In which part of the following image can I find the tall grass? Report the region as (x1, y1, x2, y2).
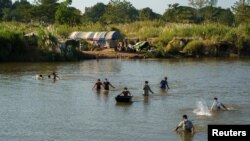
(1, 21, 250, 59)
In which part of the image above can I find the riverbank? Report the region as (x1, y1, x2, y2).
(1, 22, 250, 62)
(80, 48, 145, 59)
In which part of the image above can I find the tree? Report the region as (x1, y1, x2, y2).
(9, 0, 32, 22)
(232, 0, 250, 25)
(138, 7, 160, 21)
(103, 0, 138, 24)
(200, 6, 234, 25)
(83, 2, 106, 23)
(33, 0, 59, 23)
(208, 0, 218, 7)
(189, 0, 209, 9)
(162, 3, 196, 23)
(55, 0, 81, 25)
(0, 0, 12, 9)
(237, 0, 250, 4)
(0, 0, 12, 19)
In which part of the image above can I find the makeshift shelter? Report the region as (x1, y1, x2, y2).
(105, 31, 123, 48)
(68, 32, 80, 40)
(105, 31, 123, 40)
(68, 31, 123, 48)
(132, 41, 150, 51)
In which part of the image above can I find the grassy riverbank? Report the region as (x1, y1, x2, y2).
(1, 21, 250, 61)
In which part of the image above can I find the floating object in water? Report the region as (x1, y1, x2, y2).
(115, 95, 133, 103)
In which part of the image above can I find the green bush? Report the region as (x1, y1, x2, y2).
(182, 40, 204, 56)
(0, 30, 28, 61)
(146, 47, 166, 58)
(165, 40, 183, 54)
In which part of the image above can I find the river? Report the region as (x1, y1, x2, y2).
(0, 58, 250, 141)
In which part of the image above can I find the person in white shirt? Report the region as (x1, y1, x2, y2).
(174, 114, 195, 134)
(211, 97, 228, 111)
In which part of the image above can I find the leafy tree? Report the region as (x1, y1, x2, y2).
(237, 0, 250, 4)
(208, 0, 218, 7)
(0, 0, 12, 10)
(188, 0, 212, 23)
(138, 7, 160, 21)
(8, 0, 32, 22)
(103, 0, 138, 24)
(0, 0, 12, 19)
(232, 0, 250, 25)
(32, 0, 59, 23)
(66, 7, 82, 25)
(55, 0, 81, 25)
(1, 8, 12, 21)
(200, 6, 234, 25)
(162, 3, 196, 23)
(189, 0, 209, 9)
(83, 2, 106, 23)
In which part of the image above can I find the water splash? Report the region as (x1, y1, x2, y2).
(193, 100, 211, 116)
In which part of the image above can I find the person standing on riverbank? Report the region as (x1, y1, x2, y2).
(160, 77, 170, 90)
(143, 81, 154, 96)
(103, 78, 115, 90)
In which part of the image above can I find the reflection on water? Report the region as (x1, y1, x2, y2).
(176, 131, 194, 141)
(0, 58, 250, 141)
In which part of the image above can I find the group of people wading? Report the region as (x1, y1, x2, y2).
(92, 76, 228, 138)
(92, 78, 115, 91)
(36, 72, 60, 80)
(92, 77, 170, 96)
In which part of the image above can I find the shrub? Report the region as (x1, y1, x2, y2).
(0, 30, 28, 61)
(165, 40, 183, 54)
(146, 47, 166, 58)
(182, 40, 204, 56)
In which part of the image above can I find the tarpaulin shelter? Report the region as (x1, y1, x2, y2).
(68, 31, 123, 48)
(105, 31, 123, 40)
(93, 32, 106, 40)
(68, 32, 80, 40)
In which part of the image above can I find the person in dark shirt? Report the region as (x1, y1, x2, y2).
(143, 81, 154, 96)
(93, 79, 103, 90)
(119, 87, 132, 96)
(160, 77, 170, 89)
(103, 78, 115, 90)
(52, 72, 60, 80)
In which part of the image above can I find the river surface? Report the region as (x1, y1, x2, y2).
(0, 58, 250, 141)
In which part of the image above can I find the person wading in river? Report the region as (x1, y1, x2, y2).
(173, 114, 195, 135)
(211, 97, 228, 111)
(92, 79, 103, 91)
(143, 81, 154, 96)
(103, 78, 115, 90)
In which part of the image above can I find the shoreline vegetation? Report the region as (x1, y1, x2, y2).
(1, 21, 250, 62)
(0, 0, 250, 62)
